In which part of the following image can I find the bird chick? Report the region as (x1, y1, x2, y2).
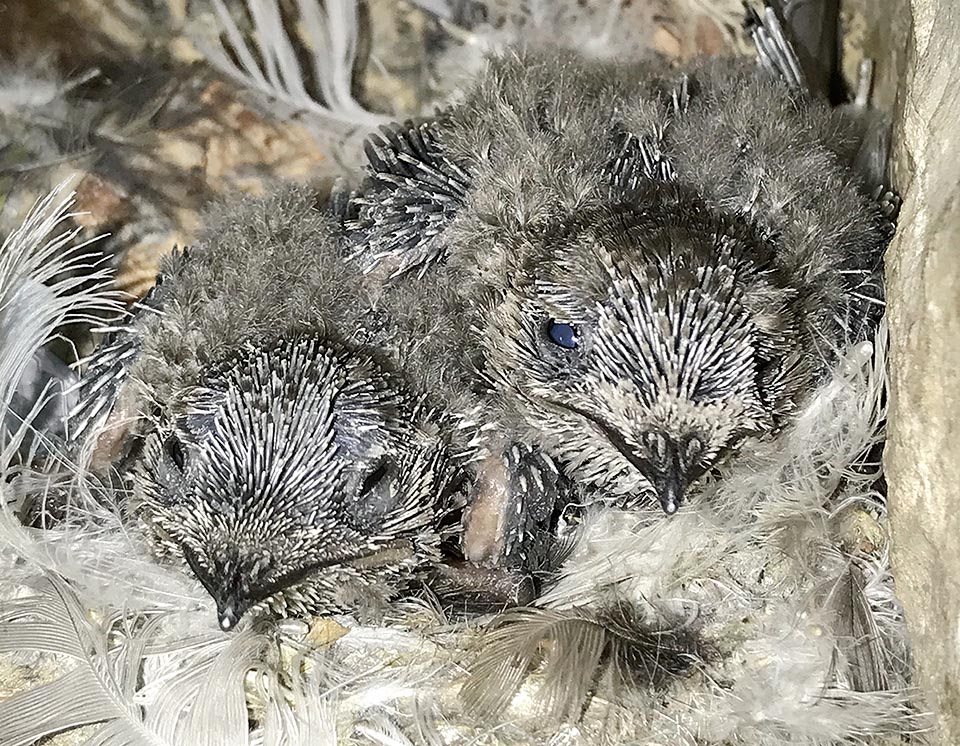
(139, 335, 451, 630)
(344, 4, 897, 517)
(70, 186, 460, 630)
(479, 186, 805, 514)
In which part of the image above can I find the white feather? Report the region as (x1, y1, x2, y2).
(458, 324, 925, 744)
(253, 665, 339, 746)
(191, 0, 386, 130)
(0, 183, 121, 429)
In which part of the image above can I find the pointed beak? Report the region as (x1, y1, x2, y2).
(652, 472, 685, 515)
(647, 437, 701, 516)
(218, 604, 239, 631)
(216, 590, 251, 631)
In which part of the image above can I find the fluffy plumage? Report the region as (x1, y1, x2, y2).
(0, 5, 920, 744)
(67, 186, 463, 630)
(0, 186, 920, 746)
(452, 326, 924, 744)
(476, 187, 810, 513)
(344, 8, 895, 529)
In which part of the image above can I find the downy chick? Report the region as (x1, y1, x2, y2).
(343, 2, 897, 517)
(69, 186, 462, 630)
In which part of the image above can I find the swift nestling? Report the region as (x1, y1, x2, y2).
(344, 4, 896, 517)
(69, 187, 460, 630)
(481, 186, 805, 514)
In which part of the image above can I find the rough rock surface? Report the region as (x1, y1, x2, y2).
(886, 1, 960, 742)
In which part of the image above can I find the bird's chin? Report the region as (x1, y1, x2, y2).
(217, 601, 248, 631)
(224, 542, 422, 624)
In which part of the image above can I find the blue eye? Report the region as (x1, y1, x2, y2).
(547, 320, 579, 349)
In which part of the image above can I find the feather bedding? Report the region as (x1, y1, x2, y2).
(0, 186, 922, 745)
(0, 1, 925, 744)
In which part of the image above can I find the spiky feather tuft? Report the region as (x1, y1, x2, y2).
(191, 0, 385, 130)
(347, 120, 472, 279)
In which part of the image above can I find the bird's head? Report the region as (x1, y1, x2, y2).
(482, 196, 802, 513)
(137, 335, 452, 629)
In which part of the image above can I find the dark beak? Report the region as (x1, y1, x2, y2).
(651, 471, 685, 515)
(218, 603, 240, 631)
(182, 545, 253, 632)
(648, 437, 703, 516)
(651, 436, 715, 515)
(217, 591, 251, 631)
(531, 397, 706, 517)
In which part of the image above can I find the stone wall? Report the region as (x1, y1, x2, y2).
(886, 1, 960, 743)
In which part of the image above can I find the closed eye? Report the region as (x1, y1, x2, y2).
(358, 458, 393, 497)
(165, 435, 186, 471)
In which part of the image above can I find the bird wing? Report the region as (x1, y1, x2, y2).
(65, 273, 169, 469)
(344, 118, 472, 279)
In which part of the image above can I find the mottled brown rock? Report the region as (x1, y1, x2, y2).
(886, 1, 960, 742)
(694, 15, 728, 55)
(72, 173, 133, 230)
(114, 230, 186, 301)
(103, 73, 335, 298)
(0, 0, 176, 77)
